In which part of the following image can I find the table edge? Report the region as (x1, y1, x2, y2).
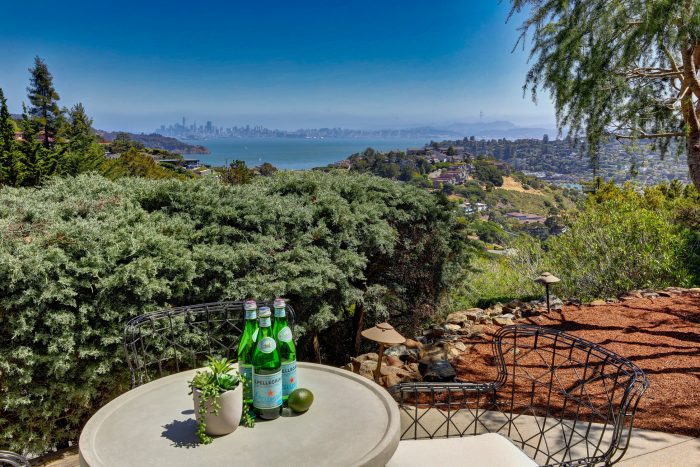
(79, 362, 400, 467)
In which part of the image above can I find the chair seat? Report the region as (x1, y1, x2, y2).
(386, 433, 538, 467)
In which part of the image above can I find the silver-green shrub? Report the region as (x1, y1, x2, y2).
(0, 171, 467, 453)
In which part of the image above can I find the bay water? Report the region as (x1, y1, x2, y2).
(180, 137, 431, 169)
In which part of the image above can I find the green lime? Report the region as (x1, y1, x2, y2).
(288, 388, 314, 413)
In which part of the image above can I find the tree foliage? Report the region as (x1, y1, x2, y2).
(26, 56, 61, 148)
(0, 171, 469, 453)
(509, 0, 700, 188)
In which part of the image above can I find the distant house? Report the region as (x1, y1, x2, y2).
(463, 202, 488, 215)
(505, 212, 546, 224)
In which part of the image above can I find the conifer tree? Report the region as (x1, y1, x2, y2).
(0, 88, 18, 184)
(27, 56, 61, 148)
(64, 103, 104, 173)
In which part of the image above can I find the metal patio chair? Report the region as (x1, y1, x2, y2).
(390, 325, 648, 466)
(123, 300, 295, 388)
(0, 451, 30, 467)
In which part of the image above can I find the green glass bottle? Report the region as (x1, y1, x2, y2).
(272, 298, 297, 401)
(252, 306, 282, 419)
(237, 300, 258, 405)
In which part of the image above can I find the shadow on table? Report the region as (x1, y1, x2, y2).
(161, 419, 199, 448)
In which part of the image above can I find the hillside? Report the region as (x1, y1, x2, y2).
(97, 131, 210, 154)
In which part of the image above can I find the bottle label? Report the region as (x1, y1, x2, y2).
(274, 307, 286, 318)
(259, 317, 271, 327)
(239, 364, 253, 400)
(257, 336, 276, 353)
(277, 326, 293, 343)
(282, 360, 298, 395)
(252, 328, 259, 342)
(253, 370, 283, 409)
(245, 310, 257, 320)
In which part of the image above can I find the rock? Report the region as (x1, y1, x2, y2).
(499, 313, 515, 320)
(641, 291, 659, 298)
(589, 299, 607, 306)
(384, 344, 406, 357)
(503, 300, 523, 311)
(446, 311, 469, 325)
(487, 303, 504, 316)
(420, 346, 448, 363)
(445, 323, 462, 332)
(690, 288, 700, 293)
(405, 338, 424, 349)
(627, 290, 644, 298)
(384, 355, 404, 367)
(421, 360, 456, 382)
(381, 365, 417, 387)
(423, 327, 446, 339)
(467, 325, 487, 338)
(341, 363, 354, 372)
(358, 360, 377, 380)
(549, 297, 564, 310)
(355, 352, 378, 362)
(493, 316, 514, 326)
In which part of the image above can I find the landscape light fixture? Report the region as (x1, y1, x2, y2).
(361, 322, 406, 384)
(535, 272, 561, 313)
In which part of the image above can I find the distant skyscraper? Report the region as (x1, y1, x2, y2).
(206, 121, 213, 133)
(182, 116, 186, 128)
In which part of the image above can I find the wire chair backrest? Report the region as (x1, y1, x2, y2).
(391, 325, 648, 466)
(123, 300, 295, 388)
(0, 451, 30, 467)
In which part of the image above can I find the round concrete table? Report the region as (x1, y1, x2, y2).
(79, 362, 400, 467)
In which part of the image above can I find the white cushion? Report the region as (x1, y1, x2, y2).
(387, 433, 538, 467)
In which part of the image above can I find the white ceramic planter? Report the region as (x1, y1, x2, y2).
(192, 384, 243, 436)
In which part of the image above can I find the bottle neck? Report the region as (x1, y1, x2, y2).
(259, 316, 272, 329)
(274, 306, 286, 318)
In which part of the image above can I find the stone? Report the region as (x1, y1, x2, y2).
(467, 325, 487, 338)
(641, 291, 659, 298)
(358, 360, 377, 380)
(499, 313, 515, 320)
(381, 365, 417, 387)
(446, 311, 469, 325)
(404, 338, 424, 349)
(487, 303, 504, 316)
(549, 297, 564, 310)
(445, 323, 462, 332)
(690, 288, 700, 293)
(423, 327, 446, 338)
(355, 352, 378, 362)
(384, 345, 408, 359)
(421, 360, 456, 382)
(384, 355, 404, 367)
(493, 316, 514, 326)
(420, 346, 448, 363)
(589, 299, 607, 306)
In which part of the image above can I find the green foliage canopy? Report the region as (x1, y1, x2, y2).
(0, 171, 468, 453)
(509, 0, 700, 188)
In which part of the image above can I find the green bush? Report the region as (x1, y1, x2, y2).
(0, 171, 468, 453)
(546, 193, 698, 299)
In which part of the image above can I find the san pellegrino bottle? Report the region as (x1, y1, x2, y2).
(252, 306, 282, 419)
(272, 298, 297, 401)
(237, 300, 258, 404)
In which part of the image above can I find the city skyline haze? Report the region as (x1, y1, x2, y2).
(0, 0, 555, 133)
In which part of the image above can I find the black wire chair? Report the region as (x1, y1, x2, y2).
(390, 325, 648, 466)
(0, 451, 29, 467)
(123, 300, 295, 388)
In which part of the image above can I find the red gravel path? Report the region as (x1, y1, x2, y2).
(452, 292, 700, 437)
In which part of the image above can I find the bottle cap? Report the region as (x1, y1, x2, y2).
(244, 300, 257, 311)
(273, 298, 286, 308)
(258, 307, 271, 317)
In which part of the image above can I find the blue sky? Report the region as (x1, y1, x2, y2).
(0, 0, 554, 132)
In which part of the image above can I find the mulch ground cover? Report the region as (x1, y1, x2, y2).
(452, 292, 700, 437)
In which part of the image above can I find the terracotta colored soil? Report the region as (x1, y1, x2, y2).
(452, 292, 700, 437)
